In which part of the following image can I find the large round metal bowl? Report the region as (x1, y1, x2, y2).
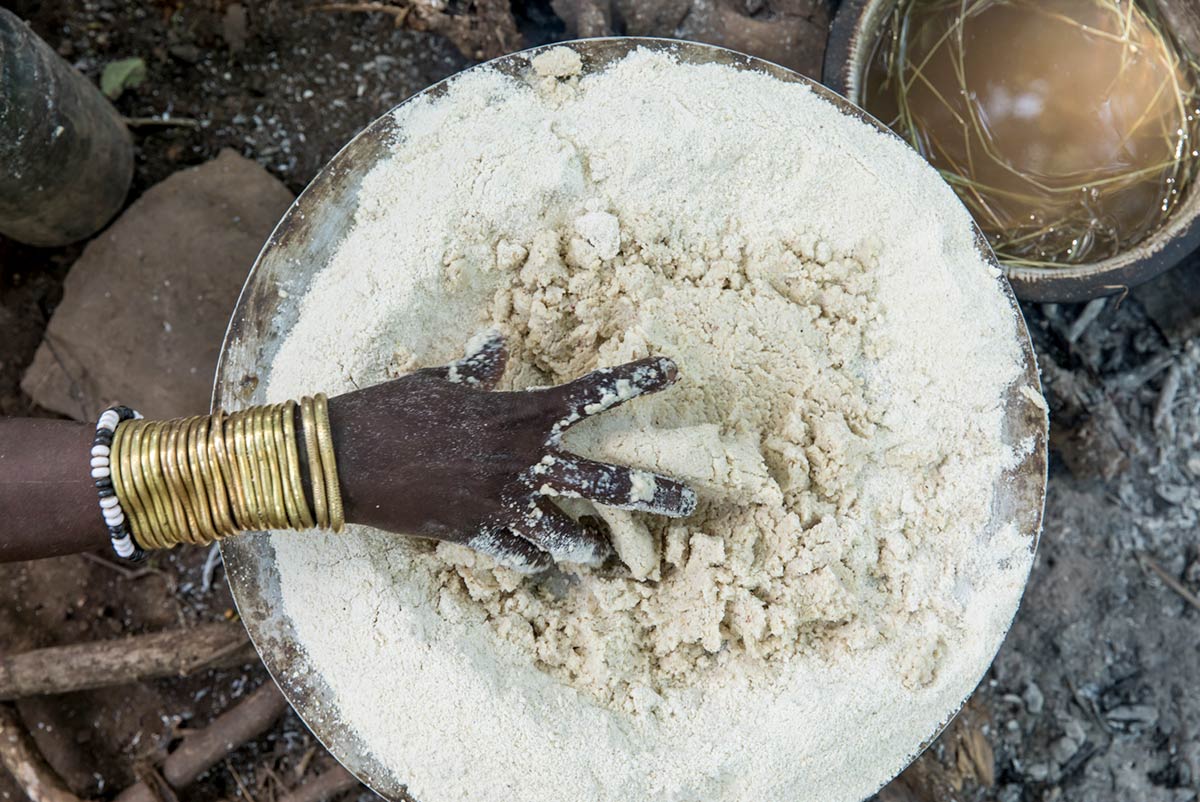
(822, 0, 1200, 303)
(214, 37, 1049, 802)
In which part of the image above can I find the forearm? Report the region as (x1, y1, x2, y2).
(0, 418, 109, 561)
(0, 397, 345, 564)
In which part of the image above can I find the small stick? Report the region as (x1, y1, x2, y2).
(161, 682, 289, 789)
(277, 765, 359, 802)
(1152, 364, 1181, 433)
(0, 623, 255, 701)
(115, 682, 289, 802)
(202, 543, 224, 593)
(0, 704, 84, 802)
(1113, 352, 1175, 392)
(80, 551, 171, 584)
(226, 759, 257, 802)
(1141, 554, 1200, 612)
(293, 746, 317, 782)
(262, 766, 285, 802)
(123, 116, 202, 129)
(1067, 297, 1108, 344)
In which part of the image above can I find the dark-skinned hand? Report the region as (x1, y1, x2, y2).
(327, 333, 697, 573)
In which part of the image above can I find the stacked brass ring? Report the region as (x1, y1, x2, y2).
(110, 394, 344, 549)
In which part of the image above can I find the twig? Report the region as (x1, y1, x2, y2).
(1140, 554, 1200, 612)
(202, 544, 224, 594)
(1063, 673, 1111, 735)
(0, 623, 255, 701)
(123, 116, 202, 129)
(115, 682, 289, 802)
(131, 766, 178, 802)
(160, 682, 289, 789)
(1152, 363, 1182, 432)
(226, 759, 258, 802)
(1067, 297, 1108, 344)
(0, 704, 85, 802)
(277, 765, 358, 802)
(1112, 351, 1175, 392)
(262, 766, 285, 802)
(80, 552, 172, 585)
(293, 747, 317, 782)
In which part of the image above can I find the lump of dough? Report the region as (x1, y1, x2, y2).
(571, 423, 781, 506)
(593, 506, 658, 581)
(568, 424, 782, 580)
(573, 211, 621, 260)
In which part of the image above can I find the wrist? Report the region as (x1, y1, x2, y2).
(105, 397, 346, 554)
(325, 392, 365, 528)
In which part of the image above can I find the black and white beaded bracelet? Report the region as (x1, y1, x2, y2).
(92, 405, 145, 561)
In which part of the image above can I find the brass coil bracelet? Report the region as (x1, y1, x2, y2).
(110, 394, 344, 550)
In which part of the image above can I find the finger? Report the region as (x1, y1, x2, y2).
(446, 331, 508, 389)
(525, 453, 697, 518)
(465, 526, 552, 574)
(504, 497, 611, 566)
(547, 357, 678, 439)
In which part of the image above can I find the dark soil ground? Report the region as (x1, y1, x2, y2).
(1, 2, 1197, 802)
(1, 3, 464, 801)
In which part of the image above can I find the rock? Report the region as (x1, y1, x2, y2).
(997, 785, 1022, 802)
(222, 3, 248, 53)
(1062, 717, 1086, 744)
(551, 0, 829, 76)
(167, 43, 202, 64)
(671, 0, 830, 76)
(1051, 735, 1080, 766)
(1132, 254, 1200, 346)
(22, 149, 293, 420)
(1023, 681, 1045, 715)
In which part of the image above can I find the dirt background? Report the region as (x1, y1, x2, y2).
(0, 1, 1197, 802)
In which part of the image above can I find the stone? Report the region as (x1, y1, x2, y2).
(222, 3, 248, 54)
(167, 43, 202, 64)
(22, 149, 293, 420)
(997, 786, 1022, 802)
(551, 0, 829, 76)
(1062, 717, 1086, 744)
(1023, 681, 1045, 715)
(1051, 735, 1080, 766)
(1132, 255, 1200, 346)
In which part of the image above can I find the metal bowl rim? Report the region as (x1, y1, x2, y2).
(215, 35, 1049, 802)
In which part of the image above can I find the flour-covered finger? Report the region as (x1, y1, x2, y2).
(466, 526, 552, 574)
(446, 330, 508, 389)
(547, 357, 679, 439)
(505, 498, 611, 566)
(527, 453, 697, 517)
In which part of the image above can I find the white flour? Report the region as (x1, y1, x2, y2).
(265, 46, 1041, 802)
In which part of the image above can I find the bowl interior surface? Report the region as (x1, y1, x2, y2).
(823, 0, 1200, 302)
(215, 36, 1048, 801)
